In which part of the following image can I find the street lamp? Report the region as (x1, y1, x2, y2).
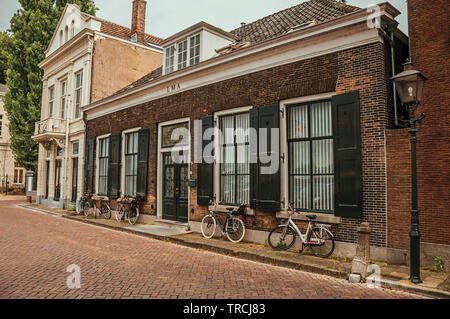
(391, 60, 427, 284)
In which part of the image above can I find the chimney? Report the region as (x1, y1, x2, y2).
(131, 0, 147, 43)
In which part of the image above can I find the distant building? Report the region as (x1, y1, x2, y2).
(0, 84, 27, 191)
(32, 1, 163, 207)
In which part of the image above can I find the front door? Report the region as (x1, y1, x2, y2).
(54, 159, 61, 201)
(71, 158, 78, 202)
(162, 152, 189, 222)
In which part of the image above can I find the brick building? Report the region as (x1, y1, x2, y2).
(385, 0, 450, 268)
(79, 0, 419, 262)
(33, 1, 163, 208)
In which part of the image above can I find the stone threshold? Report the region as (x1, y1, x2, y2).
(19, 203, 450, 299)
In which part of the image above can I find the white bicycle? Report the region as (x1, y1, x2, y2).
(268, 202, 335, 258)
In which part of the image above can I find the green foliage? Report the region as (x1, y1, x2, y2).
(434, 256, 445, 272)
(1, 0, 96, 170)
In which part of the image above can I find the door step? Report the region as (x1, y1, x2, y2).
(154, 219, 189, 232)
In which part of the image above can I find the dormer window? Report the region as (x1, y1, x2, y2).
(163, 33, 201, 75)
(177, 40, 188, 70)
(189, 34, 200, 66)
(165, 45, 176, 74)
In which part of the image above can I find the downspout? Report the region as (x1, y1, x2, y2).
(62, 94, 71, 208)
(380, 22, 399, 127)
(80, 34, 94, 198)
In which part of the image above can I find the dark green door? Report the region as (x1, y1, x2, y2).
(162, 152, 189, 222)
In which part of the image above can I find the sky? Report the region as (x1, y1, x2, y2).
(0, 0, 409, 37)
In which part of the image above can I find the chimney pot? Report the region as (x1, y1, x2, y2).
(241, 22, 246, 27)
(131, 0, 147, 43)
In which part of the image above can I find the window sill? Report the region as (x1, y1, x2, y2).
(276, 211, 341, 224)
(208, 204, 255, 216)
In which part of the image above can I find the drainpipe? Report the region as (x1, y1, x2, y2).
(79, 35, 94, 199)
(61, 94, 71, 209)
(380, 22, 400, 127)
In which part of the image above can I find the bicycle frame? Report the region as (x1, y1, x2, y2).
(282, 214, 313, 244)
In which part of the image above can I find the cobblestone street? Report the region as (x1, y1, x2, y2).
(0, 199, 420, 299)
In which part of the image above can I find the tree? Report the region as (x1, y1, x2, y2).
(0, 32, 8, 84)
(1, 0, 97, 170)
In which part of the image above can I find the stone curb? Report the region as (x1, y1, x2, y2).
(377, 278, 450, 299)
(19, 204, 449, 299)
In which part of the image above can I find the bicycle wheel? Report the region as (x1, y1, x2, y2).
(101, 203, 111, 220)
(268, 225, 297, 250)
(82, 201, 90, 217)
(226, 218, 246, 243)
(115, 205, 126, 222)
(307, 227, 335, 258)
(201, 215, 216, 239)
(128, 207, 139, 225)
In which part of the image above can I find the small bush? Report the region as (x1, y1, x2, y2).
(434, 256, 445, 272)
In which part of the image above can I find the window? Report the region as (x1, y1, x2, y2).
(64, 26, 68, 43)
(189, 34, 200, 66)
(60, 79, 67, 119)
(164, 45, 175, 74)
(98, 138, 109, 196)
(48, 86, 54, 117)
(288, 100, 333, 213)
(124, 132, 139, 196)
(74, 71, 83, 119)
(0, 115, 3, 137)
(59, 30, 63, 46)
(70, 20, 75, 38)
(72, 141, 79, 155)
(219, 113, 250, 205)
(161, 122, 189, 148)
(14, 163, 24, 185)
(177, 40, 188, 70)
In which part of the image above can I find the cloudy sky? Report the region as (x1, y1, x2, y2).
(0, 0, 408, 37)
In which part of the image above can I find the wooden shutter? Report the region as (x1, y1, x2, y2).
(197, 116, 214, 206)
(85, 139, 95, 194)
(136, 128, 150, 198)
(250, 104, 281, 212)
(332, 91, 362, 218)
(108, 134, 121, 199)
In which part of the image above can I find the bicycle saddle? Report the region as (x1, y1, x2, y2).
(226, 207, 235, 212)
(306, 215, 317, 220)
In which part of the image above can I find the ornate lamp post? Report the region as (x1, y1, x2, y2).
(391, 60, 427, 284)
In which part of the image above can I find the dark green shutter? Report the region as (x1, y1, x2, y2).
(108, 134, 121, 198)
(197, 116, 214, 206)
(249, 109, 259, 210)
(85, 139, 95, 194)
(136, 128, 150, 198)
(250, 104, 281, 212)
(332, 91, 362, 218)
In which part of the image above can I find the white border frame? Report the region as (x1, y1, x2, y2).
(156, 117, 191, 221)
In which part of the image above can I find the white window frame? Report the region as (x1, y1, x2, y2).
(279, 92, 335, 212)
(213, 106, 252, 207)
(60, 78, 68, 119)
(13, 166, 25, 185)
(164, 45, 176, 75)
(74, 71, 83, 119)
(95, 133, 111, 196)
(121, 128, 141, 197)
(156, 118, 190, 219)
(189, 33, 201, 66)
(177, 39, 188, 70)
(48, 86, 55, 118)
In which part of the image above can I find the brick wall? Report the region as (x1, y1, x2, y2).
(87, 41, 392, 246)
(387, 0, 450, 247)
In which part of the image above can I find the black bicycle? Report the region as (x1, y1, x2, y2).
(77, 193, 111, 219)
(201, 201, 247, 243)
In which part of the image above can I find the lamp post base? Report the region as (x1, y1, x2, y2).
(410, 275, 422, 284)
